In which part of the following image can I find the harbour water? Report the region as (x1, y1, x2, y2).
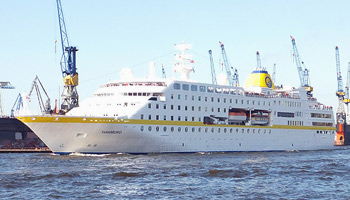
(1, 149, 350, 199)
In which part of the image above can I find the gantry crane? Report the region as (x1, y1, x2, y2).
(56, 0, 79, 113)
(232, 68, 239, 87)
(219, 41, 234, 86)
(290, 36, 313, 96)
(208, 50, 217, 85)
(0, 82, 15, 116)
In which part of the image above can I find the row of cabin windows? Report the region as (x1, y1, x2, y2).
(311, 113, 332, 119)
(140, 114, 202, 122)
(148, 103, 227, 113)
(288, 121, 304, 126)
(140, 125, 273, 134)
(173, 83, 242, 95)
(312, 122, 334, 127)
(169, 94, 301, 108)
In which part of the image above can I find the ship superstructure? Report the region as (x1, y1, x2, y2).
(18, 43, 335, 154)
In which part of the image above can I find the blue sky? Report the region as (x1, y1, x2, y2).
(1, 0, 350, 114)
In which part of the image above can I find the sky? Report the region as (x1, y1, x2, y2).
(1, 0, 350, 115)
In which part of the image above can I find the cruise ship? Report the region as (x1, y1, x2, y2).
(17, 43, 336, 154)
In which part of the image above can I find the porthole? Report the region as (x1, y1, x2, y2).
(185, 127, 188, 132)
(247, 129, 250, 133)
(198, 127, 202, 132)
(264, 129, 266, 134)
(171, 127, 174, 132)
(253, 129, 255, 133)
(141, 126, 144, 131)
(218, 128, 221, 133)
(205, 127, 208, 132)
(192, 127, 195, 132)
(242, 129, 244, 133)
(156, 126, 160, 132)
(230, 128, 233, 133)
(258, 129, 261, 134)
(163, 126, 167, 132)
(178, 127, 182, 132)
(269, 129, 272, 134)
(236, 128, 239, 133)
(211, 128, 215, 133)
(148, 126, 152, 131)
(224, 128, 227, 133)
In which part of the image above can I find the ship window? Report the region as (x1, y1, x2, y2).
(156, 115, 159, 120)
(185, 127, 188, 132)
(163, 127, 167, 132)
(198, 96, 201, 101)
(156, 126, 160, 132)
(192, 117, 195, 121)
(236, 128, 239, 133)
(148, 103, 151, 108)
(252, 100, 255, 105)
(224, 128, 227, 133)
(242, 129, 244, 133)
(178, 105, 181, 110)
(211, 128, 214, 133)
(163, 115, 166, 120)
(174, 83, 181, 90)
(191, 85, 198, 91)
(185, 95, 188, 100)
(224, 98, 226, 103)
(148, 115, 152, 120)
(230, 128, 233, 133)
(138, 93, 142, 96)
(277, 112, 295, 118)
(223, 88, 229, 94)
(182, 84, 189, 91)
(185, 116, 188, 121)
(148, 126, 152, 131)
(236, 99, 238, 104)
(141, 114, 144, 119)
(192, 106, 195, 111)
(218, 108, 220, 112)
(171, 105, 174, 110)
(207, 87, 214, 93)
(253, 129, 255, 133)
(199, 86, 206, 92)
(269, 129, 271, 134)
(156, 104, 159, 109)
(198, 117, 201, 121)
(247, 100, 250, 104)
(205, 127, 208, 132)
(218, 128, 221, 133)
(171, 116, 174, 121)
(218, 98, 220, 103)
(241, 100, 244, 104)
(178, 116, 181, 121)
(192, 95, 195, 100)
(211, 97, 214, 102)
(205, 97, 208, 102)
(171, 94, 174, 99)
(224, 108, 227, 113)
(164, 104, 167, 109)
(178, 94, 181, 99)
(230, 99, 232, 103)
(141, 126, 144, 131)
(133, 93, 137, 96)
(185, 106, 188, 111)
(198, 107, 201, 111)
(211, 107, 214, 112)
(247, 129, 250, 133)
(171, 127, 174, 132)
(215, 88, 222, 93)
(198, 127, 201, 132)
(178, 127, 181, 132)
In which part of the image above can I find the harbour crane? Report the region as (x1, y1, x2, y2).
(0, 82, 15, 116)
(344, 62, 350, 104)
(208, 50, 217, 85)
(56, 0, 79, 113)
(256, 51, 262, 69)
(290, 36, 313, 96)
(162, 65, 166, 79)
(219, 41, 234, 86)
(232, 68, 239, 87)
(28, 76, 51, 114)
(335, 46, 345, 98)
(272, 63, 276, 83)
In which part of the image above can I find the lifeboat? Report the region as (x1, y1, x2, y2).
(228, 111, 247, 122)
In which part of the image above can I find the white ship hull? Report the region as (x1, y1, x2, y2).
(19, 116, 336, 154)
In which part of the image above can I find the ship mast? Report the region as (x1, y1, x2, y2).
(173, 42, 194, 80)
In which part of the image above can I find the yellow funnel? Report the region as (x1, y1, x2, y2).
(244, 69, 275, 90)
